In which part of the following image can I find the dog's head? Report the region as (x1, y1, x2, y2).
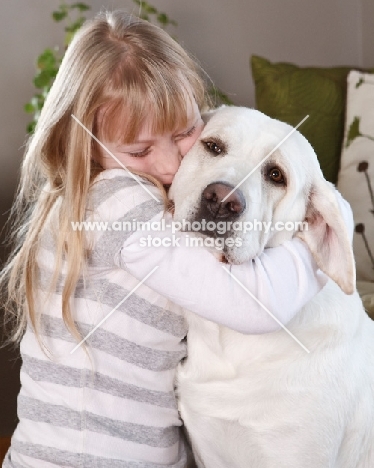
(169, 106, 355, 294)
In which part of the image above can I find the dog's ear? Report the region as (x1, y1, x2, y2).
(296, 180, 355, 294)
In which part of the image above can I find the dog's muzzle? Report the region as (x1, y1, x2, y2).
(196, 181, 246, 232)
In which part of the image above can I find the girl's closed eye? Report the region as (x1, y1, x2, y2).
(182, 125, 196, 137)
(175, 125, 197, 140)
(128, 147, 151, 158)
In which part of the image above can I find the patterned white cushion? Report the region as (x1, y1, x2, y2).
(337, 71, 374, 282)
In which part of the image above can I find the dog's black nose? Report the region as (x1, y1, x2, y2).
(201, 182, 246, 219)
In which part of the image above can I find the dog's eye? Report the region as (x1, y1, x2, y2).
(204, 141, 222, 155)
(268, 167, 285, 185)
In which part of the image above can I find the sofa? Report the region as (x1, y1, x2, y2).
(251, 55, 374, 320)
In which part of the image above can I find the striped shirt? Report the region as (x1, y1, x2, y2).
(4, 170, 191, 467)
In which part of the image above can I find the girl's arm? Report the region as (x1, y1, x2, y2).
(116, 188, 353, 335)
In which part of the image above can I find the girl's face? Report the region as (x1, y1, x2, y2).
(97, 97, 204, 186)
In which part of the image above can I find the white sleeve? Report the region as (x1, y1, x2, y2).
(116, 210, 328, 335)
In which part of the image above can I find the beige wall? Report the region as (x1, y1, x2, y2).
(362, 0, 374, 67)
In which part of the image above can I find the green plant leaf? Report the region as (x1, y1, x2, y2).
(37, 49, 57, 69)
(33, 70, 54, 88)
(64, 31, 75, 47)
(65, 17, 85, 33)
(24, 102, 35, 113)
(134, 0, 154, 18)
(155, 13, 177, 27)
(156, 13, 169, 25)
(52, 10, 68, 22)
(71, 2, 90, 11)
(143, 3, 157, 14)
(27, 121, 36, 134)
(346, 116, 362, 147)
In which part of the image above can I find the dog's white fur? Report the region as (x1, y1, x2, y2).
(169, 107, 374, 468)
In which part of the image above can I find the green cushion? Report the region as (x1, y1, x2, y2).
(250, 55, 370, 184)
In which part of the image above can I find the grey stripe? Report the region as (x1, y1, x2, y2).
(21, 354, 177, 409)
(39, 175, 139, 253)
(18, 396, 179, 448)
(88, 175, 141, 209)
(40, 174, 163, 262)
(18, 395, 81, 430)
(90, 197, 164, 267)
(38, 315, 186, 372)
(37, 268, 188, 338)
(40, 197, 162, 258)
(9, 439, 187, 467)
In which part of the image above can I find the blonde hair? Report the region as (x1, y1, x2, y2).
(1, 10, 209, 350)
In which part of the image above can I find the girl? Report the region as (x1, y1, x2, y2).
(1, 10, 353, 468)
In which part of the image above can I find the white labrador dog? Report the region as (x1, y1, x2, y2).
(168, 106, 374, 468)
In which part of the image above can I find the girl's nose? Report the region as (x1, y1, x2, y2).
(157, 142, 182, 176)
